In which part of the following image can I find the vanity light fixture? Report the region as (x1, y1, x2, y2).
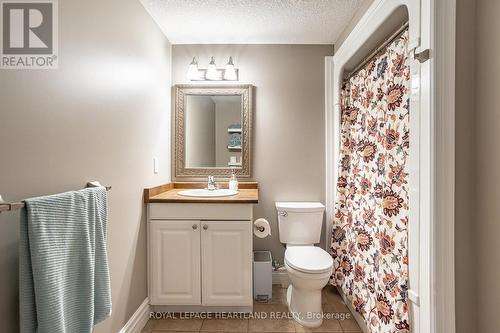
(186, 57, 199, 81)
(206, 57, 218, 80)
(224, 57, 237, 81)
(186, 56, 239, 81)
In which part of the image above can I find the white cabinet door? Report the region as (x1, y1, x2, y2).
(201, 221, 252, 306)
(150, 220, 201, 305)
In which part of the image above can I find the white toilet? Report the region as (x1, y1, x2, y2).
(276, 202, 333, 328)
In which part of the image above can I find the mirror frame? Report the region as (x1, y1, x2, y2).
(173, 84, 254, 180)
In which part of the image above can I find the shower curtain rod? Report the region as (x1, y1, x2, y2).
(343, 21, 409, 83)
(0, 181, 112, 213)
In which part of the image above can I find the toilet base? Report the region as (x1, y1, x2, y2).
(286, 284, 323, 328)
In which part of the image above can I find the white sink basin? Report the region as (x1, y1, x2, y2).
(177, 188, 239, 198)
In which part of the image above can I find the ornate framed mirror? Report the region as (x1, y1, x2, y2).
(173, 84, 254, 180)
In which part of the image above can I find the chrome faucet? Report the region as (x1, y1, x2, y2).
(207, 176, 219, 191)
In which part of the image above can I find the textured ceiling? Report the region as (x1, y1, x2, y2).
(140, 0, 365, 44)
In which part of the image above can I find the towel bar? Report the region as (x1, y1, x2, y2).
(0, 181, 112, 213)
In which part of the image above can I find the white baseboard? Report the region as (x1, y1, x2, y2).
(150, 305, 253, 313)
(272, 270, 290, 287)
(119, 298, 150, 333)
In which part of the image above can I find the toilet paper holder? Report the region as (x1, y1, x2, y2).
(253, 218, 271, 238)
(254, 225, 265, 232)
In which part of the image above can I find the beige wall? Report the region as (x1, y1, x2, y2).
(455, 0, 477, 332)
(334, 0, 375, 50)
(475, 0, 500, 331)
(172, 45, 333, 261)
(0, 0, 171, 332)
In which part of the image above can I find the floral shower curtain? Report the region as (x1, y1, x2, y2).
(330, 29, 410, 333)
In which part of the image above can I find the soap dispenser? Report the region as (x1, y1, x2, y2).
(229, 168, 239, 191)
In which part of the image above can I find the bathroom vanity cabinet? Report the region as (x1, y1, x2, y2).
(146, 198, 256, 311)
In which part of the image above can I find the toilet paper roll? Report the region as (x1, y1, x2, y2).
(253, 218, 271, 238)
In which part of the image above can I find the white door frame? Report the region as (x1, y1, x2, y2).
(325, 1, 456, 332)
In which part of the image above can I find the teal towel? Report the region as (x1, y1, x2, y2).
(20, 187, 112, 333)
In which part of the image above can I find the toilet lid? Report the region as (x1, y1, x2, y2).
(284, 246, 333, 274)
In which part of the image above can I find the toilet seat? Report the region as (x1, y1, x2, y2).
(284, 246, 333, 274)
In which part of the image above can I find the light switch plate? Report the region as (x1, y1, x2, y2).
(153, 157, 159, 174)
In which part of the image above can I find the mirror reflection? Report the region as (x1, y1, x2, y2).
(185, 95, 242, 168)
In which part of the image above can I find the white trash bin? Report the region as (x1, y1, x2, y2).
(253, 250, 272, 302)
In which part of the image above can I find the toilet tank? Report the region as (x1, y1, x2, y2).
(275, 202, 325, 245)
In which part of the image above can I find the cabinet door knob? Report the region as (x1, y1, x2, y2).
(203, 224, 208, 230)
(192, 224, 198, 230)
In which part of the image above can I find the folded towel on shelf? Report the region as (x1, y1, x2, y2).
(20, 187, 111, 333)
(229, 133, 241, 147)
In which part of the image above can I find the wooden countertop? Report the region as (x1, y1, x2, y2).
(144, 182, 258, 204)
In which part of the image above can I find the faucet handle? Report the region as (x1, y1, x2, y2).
(207, 175, 217, 190)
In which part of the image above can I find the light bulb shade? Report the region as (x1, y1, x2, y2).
(187, 63, 199, 80)
(206, 57, 218, 80)
(187, 57, 199, 80)
(224, 57, 237, 80)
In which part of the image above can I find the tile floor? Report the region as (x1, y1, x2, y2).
(141, 285, 362, 333)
